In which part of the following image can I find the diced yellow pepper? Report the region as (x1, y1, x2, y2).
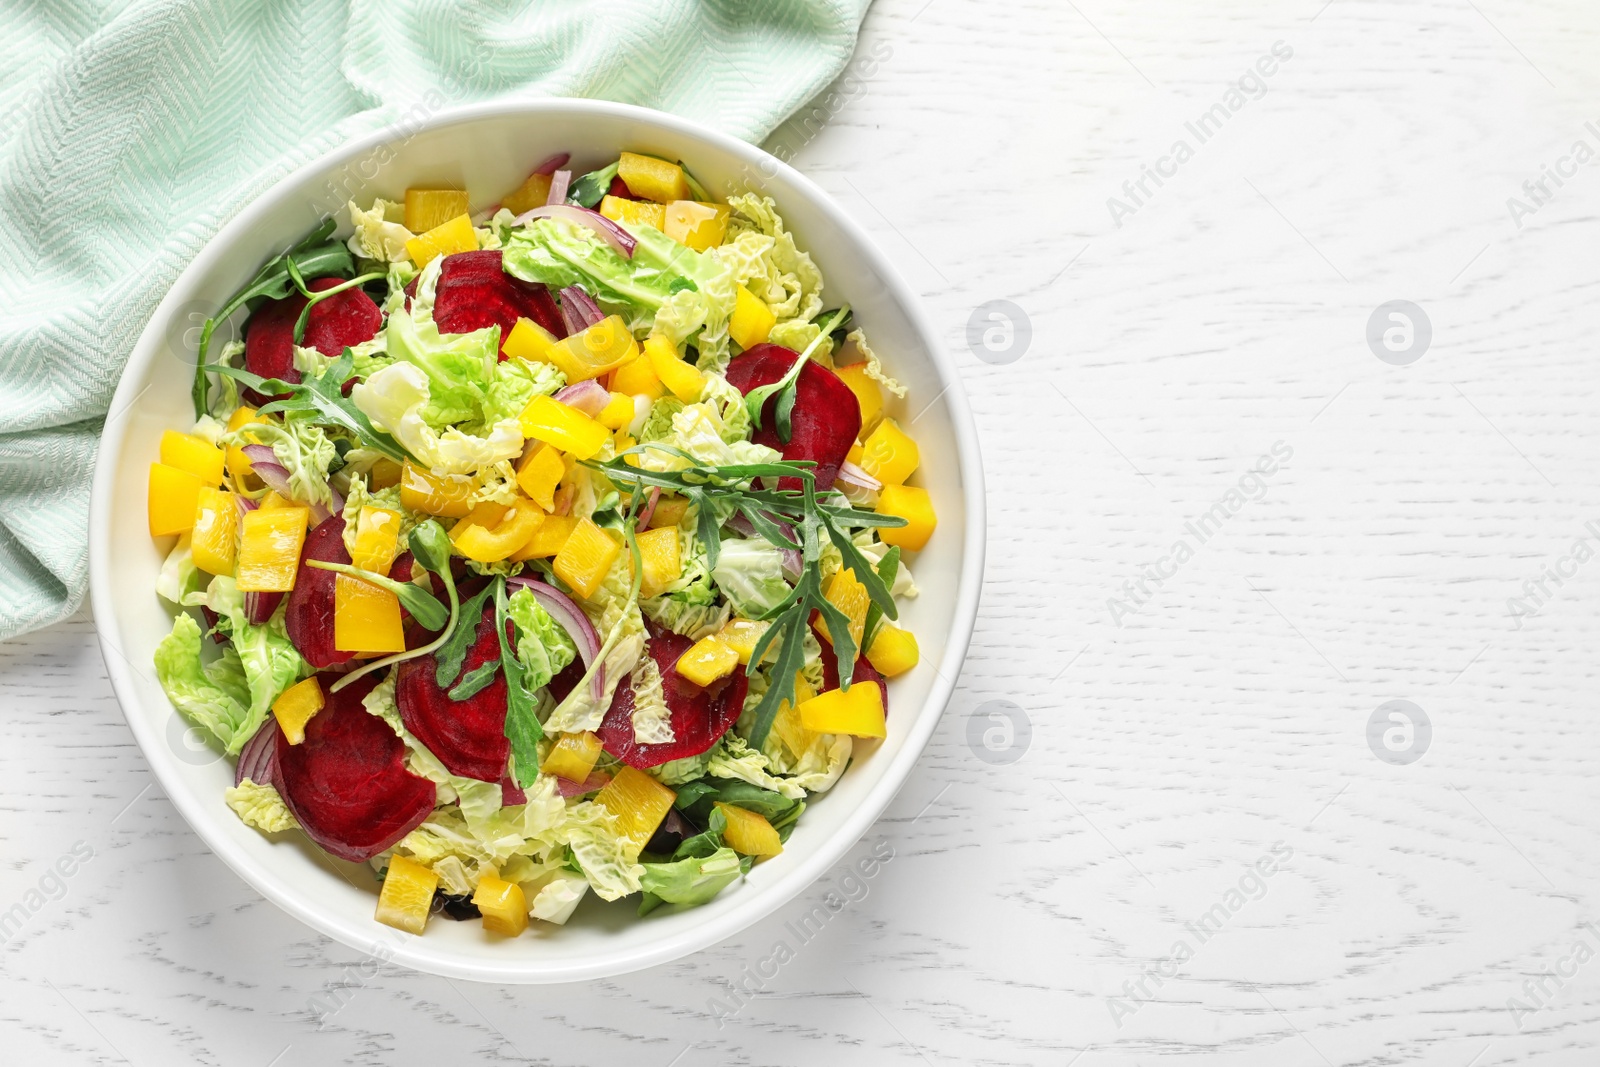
(609, 353, 666, 401)
(148, 463, 203, 537)
(224, 406, 265, 493)
(644, 334, 704, 402)
(335, 506, 406, 654)
(877, 484, 937, 552)
(729, 284, 776, 350)
(634, 526, 680, 599)
(511, 513, 578, 561)
(595, 766, 676, 858)
(191, 487, 237, 576)
(160, 430, 225, 487)
(404, 188, 469, 233)
(798, 681, 886, 738)
(715, 802, 783, 857)
(552, 517, 620, 599)
(450, 498, 545, 563)
(375, 854, 438, 936)
(866, 624, 919, 677)
(368, 458, 403, 490)
(598, 392, 635, 431)
(472, 871, 529, 937)
(272, 676, 325, 745)
(663, 200, 729, 251)
(540, 731, 603, 784)
(503, 317, 558, 364)
(236, 507, 309, 592)
(545, 315, 639, 383)
(519, 395, 611, 460)
(599, 195, 667, 230)
(814, 567, 869, 651)
(859, 418, 919, 486)
(847, 440, 864, 467)
(399, 462, 476, 518)
(716, 618, 770, 665)
(515, 443, 565, 510)
(617, 152, 691, 203)
(404, 213, 477, 269)
(648, 495, 689, 530)
(257, 491, 295, 510)
(501, 172, 553, 217)
(773, 675, 819, 758)
(675, 635, 739, 687)
(835, 364, 884, 434)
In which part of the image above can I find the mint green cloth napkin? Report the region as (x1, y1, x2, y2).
(0, 0, 870, 640)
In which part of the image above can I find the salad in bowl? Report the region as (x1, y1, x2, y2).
(145, 148, 936, 940)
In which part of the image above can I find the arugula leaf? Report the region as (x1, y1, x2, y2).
(448, 661, 499, 701)
(567, 161, 620, 208)
(495, 576, 545, 788)
(434, 584, 494, 690)
(211, 351, 410, 464)
(743, 305, 851, 442)
(861, 546, 900, 649)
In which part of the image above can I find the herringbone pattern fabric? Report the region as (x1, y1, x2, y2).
(0, 0, 869, 639)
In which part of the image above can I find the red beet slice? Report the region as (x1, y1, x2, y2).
(597, 627, 749, 768)
(395, 600, 510, 783)
(274, 672, 436, 863)
(285, 516, 355, 670)
(608, 174, 642, 201)
(724, 344, 862, 491)
(243, 277, 381, 404)
(821, 648, 889, 712)
(431, 250, 565, 358)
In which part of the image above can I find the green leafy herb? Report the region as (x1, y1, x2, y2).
(435, 584, 495, 690)
(861, 546, 900, 649)
(495, 576, 544, 788)
(191, 219, 354, 417)
(328, 521, 460, 694)
(744, 305, 851, 444)
(212, 350, 410, 464)
(448, 661, 499, 701)
(302, 560, 448, 630)
(567, 161, 620, 208)
(821, 306, 855, 345)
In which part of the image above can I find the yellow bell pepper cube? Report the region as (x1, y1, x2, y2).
(859, 418, 919, 486)
(148, 463, 203, 537)
(773, 674, 819, 758)
(609, 353, 666, 401)
(451, 498, 545, 563)
(634, 526, 680, 599)
(272, 676, 325, 745)
(598, 392, 635, 431)
(540, 731, 604, 784)
(715, 803, 783, 857)
(552, 517, 620, 599)
(399, 462, 476, 518)
(729, 284, 776, 350)
(366, 458, 402, 490)
(191, 487, 238, 576)
(716, 618, 770, 665)
(814, 567, 869, 651)
(644, 334, 704, 402)
(648, 495, 689, 530)
(515, 443, 565, 510)
(675, 635, 739, 687)
(866, 624, 919, 677)
(472, 871, 529, 937)
(404, 212, 477, 268)
(404, 188, 469, 233)
(834, 364, 884, 434)
(375, 854, 438, 936)
(511, 513, 578, 561)
(599, 194, 667, 231)
(519, 395, 611, 460)
(335, 507, 406, 654)
(595, 766, 676, 858)
(503, 317, 558, 364)
(545, 315, 639, 383)
(160, 430, 225, 487)
(224, 406, 265, 493)
(501, 171, 553, 217)
(257, 491, 295, 510)
(236, 506, 309, 592)
(798, 681, 886, 739)
(617, 152, 691, 203)
(663, 200, 730, 251)
(877, 484, 937, 552)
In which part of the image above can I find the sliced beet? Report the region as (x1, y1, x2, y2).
(597, 627, 749, 768)
(724, 344, 862, 491)
(395, 600, 510, 783)
(274, 672, 436, 863)
(285, 516, 355, 670)
(431, 250, 565, 358)
(243, 277, 381, 404)
(821, 647, 889, 713)
(608, 174, 642, 201)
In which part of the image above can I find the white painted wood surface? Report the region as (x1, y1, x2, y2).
(6, 0, 1600, 1062)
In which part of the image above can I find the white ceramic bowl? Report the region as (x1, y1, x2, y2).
(89, 99, 984, 983)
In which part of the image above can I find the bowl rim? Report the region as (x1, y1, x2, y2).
(88, 96, 985, 983)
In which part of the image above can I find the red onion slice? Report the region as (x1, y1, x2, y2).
(533, 152, 570, 176)
(504, 577, 604, 701)
(546, 169, 571, 207)
(512, 204, 636, 258)
(553, 379, 610, 418)
(835, 460, 882, 492)
(726, 512, 803, 580)
(241, 444, 337, 523)
(558, 285, 605, 335)
(235, 717, 282, 788)
(636, 486, 661, 530)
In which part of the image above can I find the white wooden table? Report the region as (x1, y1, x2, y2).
(7, 1, 1600, 1062)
